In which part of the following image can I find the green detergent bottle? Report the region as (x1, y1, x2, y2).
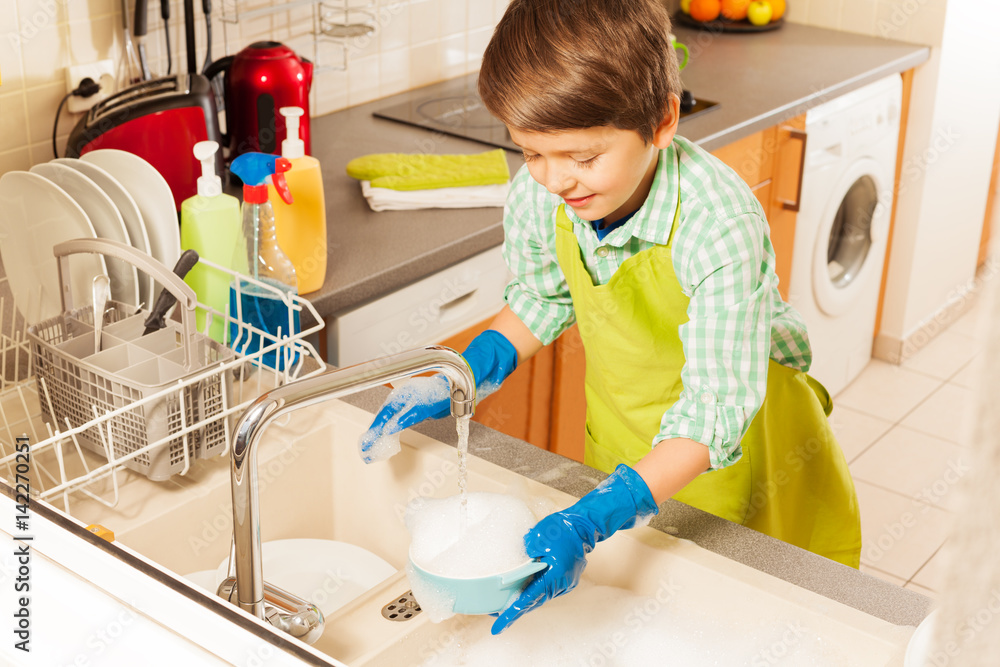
(180, 140, 242, 343)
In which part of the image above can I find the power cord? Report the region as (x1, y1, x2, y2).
(52, 77, 102, 159)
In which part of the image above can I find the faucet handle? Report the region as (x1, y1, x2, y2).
(217, 577, 325, 645)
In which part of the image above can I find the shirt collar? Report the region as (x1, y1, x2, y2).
(565, 142, 680, 248)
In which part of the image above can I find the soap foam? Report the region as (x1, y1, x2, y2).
(406, 492, 536, 577)
(358, 376, 450, 463)
(405, 492, 538, 621)
(413, 581, 862, 666)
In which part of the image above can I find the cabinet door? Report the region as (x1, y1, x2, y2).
(438, 314, 554, 450)
(769, 115, 808, 301)
(550, 325, 586, 462)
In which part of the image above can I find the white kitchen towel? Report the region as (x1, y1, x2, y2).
(360, 180, 509, 212)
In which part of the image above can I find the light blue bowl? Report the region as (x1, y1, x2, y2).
(409, 556, 548, 615)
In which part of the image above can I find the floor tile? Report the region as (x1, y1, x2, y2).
(855, 480, 952, 581)
(911, 545, 951, 591)
(829, 405, 893, 463)
(900, 383, 977, 447)
(947, 296, 991, 341)
(901, 329, 981, 381)
(859, 563, 905, 587)
(949, 358, 983, 390)
(835, 360, 942, 423)
(849, 426, 973, 512)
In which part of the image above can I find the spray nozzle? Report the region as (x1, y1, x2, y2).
(279, 107, 306, 160)
(193, 140, 222, 197)
(230, 152, 294, 205)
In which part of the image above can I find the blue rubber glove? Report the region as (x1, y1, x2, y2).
(358, 329, 518, 463)
(491, 464, 658, 635)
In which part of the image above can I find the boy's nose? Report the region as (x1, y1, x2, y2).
(542, 165, 574, 196)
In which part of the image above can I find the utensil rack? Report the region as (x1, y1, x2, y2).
(0, 256, 326, 515)
(218, 0, 380, 72)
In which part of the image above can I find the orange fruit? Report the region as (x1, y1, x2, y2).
(721, 0, 750, 21)
(689, 0, 721, 22)
(769, 0, 786, 20)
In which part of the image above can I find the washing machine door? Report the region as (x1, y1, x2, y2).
(812, 157, 890, 317)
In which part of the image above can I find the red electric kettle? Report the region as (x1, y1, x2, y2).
(205, 41, 313, 161)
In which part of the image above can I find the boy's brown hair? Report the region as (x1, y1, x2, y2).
(478, 0, 683, 144)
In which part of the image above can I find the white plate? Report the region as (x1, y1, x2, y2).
(215, 539, 397, 618)
(54, 158, 155, 307)
(905, 609, 938, 667)
(30, 162, 140, 308)
(0, 172, 107, 323)
(80, 150, 181, 272)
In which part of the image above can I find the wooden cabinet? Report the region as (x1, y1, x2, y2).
(436, 120, 809, 463)
(711, 115, 808, 301)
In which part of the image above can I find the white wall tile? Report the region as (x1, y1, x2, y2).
(410, 0, 441, 45)
(440, 0, 467, 37)
(378, 2, 409, 52)
(379, 46, 410, 97)
(347, 53, 379, 105)
(0, 27, 26, 92)
(439, 32, 465, 80)
(466, 25, 491, 69)
(468, 0, 493, 31)
(839, 0, 878, 37)
(0, 91, 28, 152)
(0, 147, 30, 173)
(410, 39, 443, 87)
(19, 24, 64, 86)
(808, 0, 843, 31)
(25, 81, 65, 144)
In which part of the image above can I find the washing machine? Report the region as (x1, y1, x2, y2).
(787, 75, 902, 397)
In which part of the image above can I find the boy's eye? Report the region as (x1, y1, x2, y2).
(521, 152, 539, 163)
(575, 155, 600, 168)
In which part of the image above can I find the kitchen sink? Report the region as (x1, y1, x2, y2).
(28, 397, 915, 665)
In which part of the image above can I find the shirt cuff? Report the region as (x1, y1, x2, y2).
(503, 282, 574, 346)
(655, 385, 746, 470)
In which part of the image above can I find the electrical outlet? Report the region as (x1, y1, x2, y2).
(66, 60, 116, 114)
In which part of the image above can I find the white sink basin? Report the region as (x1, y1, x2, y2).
(47, 398, 915, 666)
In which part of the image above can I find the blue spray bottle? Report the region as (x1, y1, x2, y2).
(228, 152, 300, 371)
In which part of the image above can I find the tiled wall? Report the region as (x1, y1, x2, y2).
(0, 0, 508, 175)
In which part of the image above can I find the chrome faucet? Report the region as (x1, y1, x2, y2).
(217, 346, 476, 644)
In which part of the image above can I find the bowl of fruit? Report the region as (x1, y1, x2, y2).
(674, 0, 786, 32)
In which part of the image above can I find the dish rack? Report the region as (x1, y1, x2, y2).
(0, 238, 325, 511)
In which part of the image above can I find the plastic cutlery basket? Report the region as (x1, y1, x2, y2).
(27, 238, 235, 481)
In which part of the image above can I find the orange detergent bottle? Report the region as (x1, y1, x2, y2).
(268, 106, 327, 293)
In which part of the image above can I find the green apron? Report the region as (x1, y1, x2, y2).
(554, 196, 861, 568)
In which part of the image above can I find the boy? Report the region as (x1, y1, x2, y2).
(360, 0, 860, 635)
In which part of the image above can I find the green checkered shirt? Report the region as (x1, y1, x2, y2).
(501, 136, 813, 470)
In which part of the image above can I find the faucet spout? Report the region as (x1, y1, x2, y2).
(223, 346, 476, 637)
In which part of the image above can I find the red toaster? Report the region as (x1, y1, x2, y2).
(65, 74, 222, 211)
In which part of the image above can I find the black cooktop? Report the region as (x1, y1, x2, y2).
(373, 73, 718, 153)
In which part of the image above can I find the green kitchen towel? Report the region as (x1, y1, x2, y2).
(345, 149, 510, 191)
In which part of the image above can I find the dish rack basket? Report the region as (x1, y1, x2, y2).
(0, 238, 325, 507)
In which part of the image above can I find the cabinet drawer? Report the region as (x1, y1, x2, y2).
(328, 246, 511, 366)
(712, 129, 774, 188)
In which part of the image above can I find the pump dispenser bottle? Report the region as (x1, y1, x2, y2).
(180, 140, 242, 343)
(269, 106, 327, 294)
(228, 152, 300, 371)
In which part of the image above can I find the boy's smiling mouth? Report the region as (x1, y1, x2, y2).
(563, 193, 596, 207)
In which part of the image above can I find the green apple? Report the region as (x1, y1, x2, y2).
(747, 0, 773, 25)
(681, 0, 693, 13)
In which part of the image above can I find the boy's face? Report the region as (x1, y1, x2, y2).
(508, 98, 680, 224)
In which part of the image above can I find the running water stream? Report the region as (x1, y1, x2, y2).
(456, 415, 470, 532)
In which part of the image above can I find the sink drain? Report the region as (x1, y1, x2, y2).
(382, 590, 422, 622)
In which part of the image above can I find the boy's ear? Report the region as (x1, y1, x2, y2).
(652, 94, 681, 149)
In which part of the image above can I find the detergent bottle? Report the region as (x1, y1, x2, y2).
(180, 140, 241, 343)
(227, 152, 300, 371)
(270, 106, 327, 293)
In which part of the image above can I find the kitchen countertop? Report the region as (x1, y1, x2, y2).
(304, 21, 928, 322)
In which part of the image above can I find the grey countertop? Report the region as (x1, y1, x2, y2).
(303, 21, 928, 323)
(319, 21, 934, 629)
